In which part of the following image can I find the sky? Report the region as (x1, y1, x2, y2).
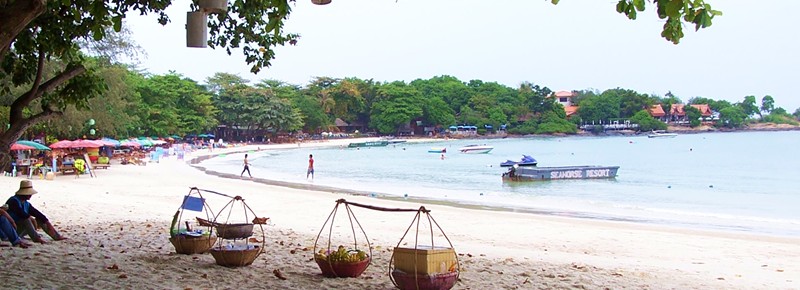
(126, 0, 800, 111)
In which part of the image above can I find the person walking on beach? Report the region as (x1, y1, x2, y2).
(307, 154, 314, 180)
(241, 154, 252, 178)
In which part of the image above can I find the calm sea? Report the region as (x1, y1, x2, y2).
(199, 131, 800, 237)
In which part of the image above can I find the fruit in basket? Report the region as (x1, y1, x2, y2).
(315, 245, 368, 263)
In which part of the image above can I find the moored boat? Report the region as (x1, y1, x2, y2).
(500, 155, 538, 167)
(428, 147, 447, 153)
(348, 140, 390, 148)
(647, 131, 678, 138)
(502, 165, 619, 181)
(458, 144, 493, 154)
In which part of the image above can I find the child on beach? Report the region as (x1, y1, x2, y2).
(307, 154, 314, 180)
(5, 180, 67, 243)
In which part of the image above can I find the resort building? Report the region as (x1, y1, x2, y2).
(669, 104, 714, 124)
(648, 104, 716, 125)
(648, 105, 667, 122)
(552, 90, 580, 118)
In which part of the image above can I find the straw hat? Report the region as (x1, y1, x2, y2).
(15, 180, 38, 196)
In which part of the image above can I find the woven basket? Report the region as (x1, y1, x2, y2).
(210, 246, 262, 267)
(314, 257, 370, 278)
(391, 270, 458, 290)
(215, 223, 254, 239)
(169, 236, 217, 255)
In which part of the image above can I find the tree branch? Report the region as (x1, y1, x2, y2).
(29, 45, 46, 97)
(0, 0, 46, 60)
(2, 109, 62, 144)
(10, 64, 86, 122)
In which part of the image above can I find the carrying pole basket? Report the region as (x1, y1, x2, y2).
(209, 195, 267, 267)
(313, 199, 373, 278)
(169, 187, 217, 254)
(389, 206, 460, 290)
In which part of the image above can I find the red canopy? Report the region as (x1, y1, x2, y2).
(70, 139, 103, 148)
(11, 143, 35, 150)
(49, 140, 74, 149)
(49, 139, 103, 149)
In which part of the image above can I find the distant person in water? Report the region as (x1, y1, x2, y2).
(307, 154, 314, 180)
(241, 154, 252, 178)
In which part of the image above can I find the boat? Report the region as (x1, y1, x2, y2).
(458, 144, 493, 154)
(502, 165, 619, 181)
(647, 131, 678, 138)
(428, 147, 447, 153)
(387, 139, 407, 144)
(500, 155, 538, 167)
(347, 140, 390, 148)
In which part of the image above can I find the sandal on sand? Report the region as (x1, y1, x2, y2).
(33, 238, 47, 244)
(13, 242, 30, 248)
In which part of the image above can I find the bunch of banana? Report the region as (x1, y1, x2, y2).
(316, 245, 369, 263)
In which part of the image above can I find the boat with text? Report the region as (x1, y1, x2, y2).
(347, 140, 390, 148)
(502, 165, 619, 181)
(500, 155, 538, 167)
(458, 144, 494, 154)
(647, 131, 678, 138)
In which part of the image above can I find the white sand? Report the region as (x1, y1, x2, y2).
(1, 139, 798, 289)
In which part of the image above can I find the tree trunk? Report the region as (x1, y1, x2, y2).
(0, 0, 46, 60)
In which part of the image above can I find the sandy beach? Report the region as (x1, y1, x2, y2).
(1, 139, 798, 289)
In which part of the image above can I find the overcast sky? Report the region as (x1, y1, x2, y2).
(126, 0, 800, 111)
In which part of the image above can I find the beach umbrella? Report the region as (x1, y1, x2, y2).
(69, 139, 103, 148)
(101, 137, 121, 147)
(120, 140, 141, 148)
(135, 138, 154, 146)
(93, 139, 117, 147)
(16, 140, 51, 150)
(49, 140, 74, 149)
(11, 143, 36, 150)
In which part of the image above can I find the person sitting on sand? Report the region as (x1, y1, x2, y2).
(0, 204, 30, 248)
(5, 180, 67, 243)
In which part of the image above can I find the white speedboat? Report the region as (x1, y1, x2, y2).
(458, 144, 493, 154)
(647, 131, 678, 138)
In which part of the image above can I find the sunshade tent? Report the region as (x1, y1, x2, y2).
(120, 140, 141, 147)
(134, 138, 154, 146)
(70, 139, 103, 148)
(11, 143, 36, 150)
(100, 137, 121, 147)
(49, 140, 74, 149)
(16, 140, 51, 150)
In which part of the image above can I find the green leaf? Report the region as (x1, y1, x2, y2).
(113, 16, 122, 32)
(665, 0, 683, 19)
(551, 0, 559, 4)
(616, 0, 627, 13)
(633, 0, 645, 11)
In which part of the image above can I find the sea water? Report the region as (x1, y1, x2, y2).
(199, 131, 800, 237)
